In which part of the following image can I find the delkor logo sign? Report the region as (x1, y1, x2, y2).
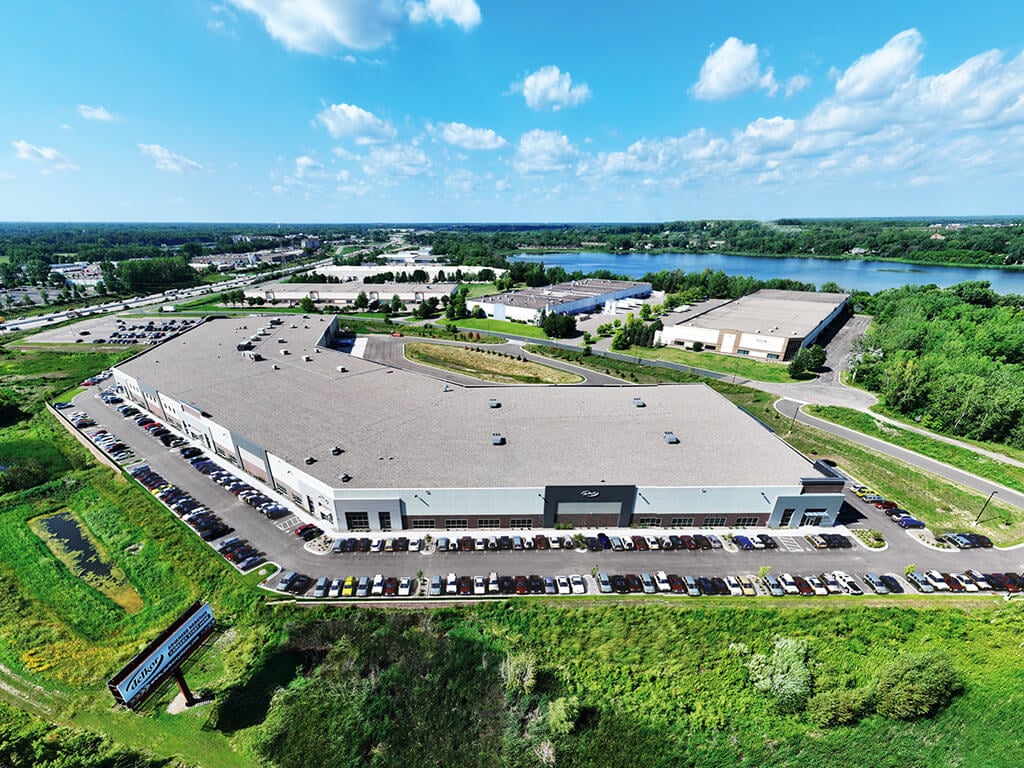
(580, 489, 600, 498)
(109, 602, 215, 708)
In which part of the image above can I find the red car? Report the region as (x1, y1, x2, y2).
(514, 575, 528, 594)
(294, 523, 315, 537)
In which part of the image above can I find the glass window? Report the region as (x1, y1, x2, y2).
(477, 519, 500, 529)
(445, 519, 469, 530)
(779, 508, 795, 526)
(637, 517, 661, 527)
(345, 512, 369, 531)
(509, 518, 533, 529)
(736, 517, 759, 526)
(737, 349, 750, 356)
(702, 517, 726, 526)
(379, 512, 392, 532)
(767, 353, 779, 360)
(671, 517, 694, 527)
(411, 519, 436, 529)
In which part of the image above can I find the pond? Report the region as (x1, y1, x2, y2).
(31, 510, 142, 613)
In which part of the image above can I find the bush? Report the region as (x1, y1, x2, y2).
(747, 637, 812, 713)
(808, 687, 874, 727)
(875, 650, 964, 720)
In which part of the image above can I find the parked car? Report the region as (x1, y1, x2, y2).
(862, 572, 889, 594)
(429, 575, 443, 596)
(905, 571, 935, 593)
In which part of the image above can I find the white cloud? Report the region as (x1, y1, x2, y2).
(514, 66, 591, 111)
(495, 178, 510, 192)
(513, 129, 577, 173)
(737, 116, 797, 148)
(316, 103, 396, 144)
(361, 143, 431, 176)
(138, 144, 206, 173)
(12, 140, 77, 173)
(444, 168, 476, 194)
(293, 155, 327, 179)
(77, 104, 118, 121)
(431, 121, 506, 149)
(834, 28, 923, 101)
(691, 37, 777, 100)
(227, 0, 480, 54)
(407, 0, 480, 29)
(784, 75, 811, 98)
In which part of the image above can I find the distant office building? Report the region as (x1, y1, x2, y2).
(655, 290, 850, 362)
(469, 279, 652, 324)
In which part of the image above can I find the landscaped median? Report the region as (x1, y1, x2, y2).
(404, 342, 584, 384)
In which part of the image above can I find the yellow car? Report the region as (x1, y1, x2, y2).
(341, 576, 356, 597)
(853, 486, 874, 497)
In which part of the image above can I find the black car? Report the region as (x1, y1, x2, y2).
(597, 532, 612, 550)
(693, 535, 712, 551)
(498, 536, 512, 551)
(527, 575, 544, 594)
(757, 534, 778, 550)
(696, 577, 715, 595)
(879, 574, 903, 594)
(585, 536, 601, 552)
(610, 574, 629, 594)
(286, 575, 312, 594)
(499, 576, 516, 594)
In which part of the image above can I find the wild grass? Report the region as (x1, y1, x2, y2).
(405, 342, 583, 384)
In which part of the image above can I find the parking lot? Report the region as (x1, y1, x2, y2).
(27, 314, 196, 346)
(62, 388, 1024, 601)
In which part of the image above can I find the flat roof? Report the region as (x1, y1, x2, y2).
(117, 317, 819, 490)
(475, 278, 650, 310)
(254, 282, 458, 297)
(671, 289, 849, 338)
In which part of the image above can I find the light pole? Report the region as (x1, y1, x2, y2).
(975, 490, 997, 524)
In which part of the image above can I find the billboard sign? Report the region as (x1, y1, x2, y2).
(108, 601, 215, 709)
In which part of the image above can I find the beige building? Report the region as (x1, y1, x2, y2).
(655, 289, 850, 362)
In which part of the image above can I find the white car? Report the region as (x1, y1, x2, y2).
(779, 573, 800, 595)
(371, 573, 384, 596)
(951, 572, 979, 592)
(725, 576, 743, 596)
(556, 575, 571, 595)
(328, 577, 343, 598)
(570, 574, 586, 594)
(831, 571, 863, 595)
(645, 536, 661, 551)
(654, 571, 671, 592)
(807, 576, 828, 596)
(925, 569, 950, 591)
(966, 569, 991, 589)
(398, 576, 413, 596)
(446, 572, 458, 595)
(488, 572, 499, 593)
(473, 575, 486, 595)
(475, 537, 486, 551)
(408, 538, 421, 552)
(370, 539, 383, 553)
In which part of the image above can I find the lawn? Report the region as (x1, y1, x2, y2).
(629, 343, 798, 383)
(463, 282, 500, 298)
(454, 316, 550, 339)
(808, 405, 1024, 495)
(405, 342, 583, 384)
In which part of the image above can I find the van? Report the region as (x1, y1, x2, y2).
(371, 574, 384, 596)
(312, 576, 329, 598)
(437, 537, 449, 552)
(275, 570, 296, 591)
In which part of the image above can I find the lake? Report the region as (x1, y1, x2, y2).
(511, 251, 1024, 294)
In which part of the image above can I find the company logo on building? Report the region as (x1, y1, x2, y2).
(580, 489, 600, 498)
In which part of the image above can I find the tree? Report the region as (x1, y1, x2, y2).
(472, 305, 486, 319)
(298, 296, 316, 313)
(354, 290, 369, 310)
(875, 651, 964, 720)
(390, 294, 403, 313)
(746, 636, 812, 714)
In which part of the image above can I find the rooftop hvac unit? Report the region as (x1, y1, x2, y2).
(304, 456, 316, 465)
(280, 349, 289, 355)
(491, 432, 505, 446)
(331, 446, 343, 456)
(302, 355, 312, 362)
(633, 397, 646, 408)
(488, 398, 501, 408)
(663, 431, 680, 444)
(336, 365, 347, 372)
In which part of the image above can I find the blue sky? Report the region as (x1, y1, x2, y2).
(3, 1, 1024, 222)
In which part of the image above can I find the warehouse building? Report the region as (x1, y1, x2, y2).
(248, 281, 458, 306)
(112, 316, 845, 534)
(469, 278, 652, 324)
(655, 289, 850, 362)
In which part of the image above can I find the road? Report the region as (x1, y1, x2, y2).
(62, 390, 1024, 599)
(775, 398, 1024, 511)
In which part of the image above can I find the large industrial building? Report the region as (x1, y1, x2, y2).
(655, 289, 850, 362)
(469, 278, 652, 324)
(247, 281, 458, 307)
(111, 316, 845, 534)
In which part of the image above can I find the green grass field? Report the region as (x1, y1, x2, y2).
(455, 316, 550, 338)
(808, 405, 1024, 495)
(630, 344, 798, 383)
